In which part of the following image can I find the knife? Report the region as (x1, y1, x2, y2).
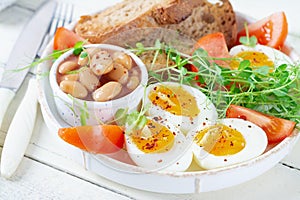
(0, 1, 57, 178)
(0, 1, 57, 127)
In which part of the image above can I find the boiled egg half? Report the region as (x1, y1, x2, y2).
(144, 82, 218, 134)
(189, 118, 268, 169)
(229, 44, 293, 71)
(125, 117, 193, 171)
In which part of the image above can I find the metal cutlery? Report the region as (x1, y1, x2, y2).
(0, 0, 57, 128)
(0, 0, 57, 178)
(37, 2, 74, 57)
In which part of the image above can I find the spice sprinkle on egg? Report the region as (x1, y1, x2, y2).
(145, 82, 218, 134)
(189, 118, 268, 170)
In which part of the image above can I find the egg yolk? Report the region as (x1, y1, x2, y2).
(194, 124, 246, 156)
(148, 85, 200, 117)
(131, 120, 175, 153)
(230, 51, 274, 71)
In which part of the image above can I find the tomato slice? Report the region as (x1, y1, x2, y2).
(53, 27, 85, 50)
(226, 105, 296, 144)
(58, 125, 125, 154)
(237, 12, 288, 50)
(189, 32, 230, 86)
(193, 32, 230, 67)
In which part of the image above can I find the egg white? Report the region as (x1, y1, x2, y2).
(189, 118, 268, 170)
(125, 118, 193, 171)
(229, 44, 293, 67)
(144, 82, 218, 135)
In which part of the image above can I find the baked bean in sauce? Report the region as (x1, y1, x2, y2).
(56, 48, 141, 102)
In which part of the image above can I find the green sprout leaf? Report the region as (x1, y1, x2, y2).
(80, 51, 88, 59)
(135, 115, 148, 130)
(239, 36, 257, 47)
(238, 60, 250, 70)
(80, 101, 89, 126)
(239, 22, 257, 47)
(129, 39, 300, 125)
(114, 108, 148, 134)
(73, 41, 85, 56)
(254, 66, 270, 76)
(114, 108, 128, 126)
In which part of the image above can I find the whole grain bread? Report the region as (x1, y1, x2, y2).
(75, 0, 237, 48)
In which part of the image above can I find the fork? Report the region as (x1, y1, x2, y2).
(0, 2, 74, 179)
(37, 2, 74, 57)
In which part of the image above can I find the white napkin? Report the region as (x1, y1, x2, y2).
(0, 0, 17, 12)
(0, 67, 4, 82)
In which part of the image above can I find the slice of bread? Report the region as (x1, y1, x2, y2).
(75, 0, 237, 48)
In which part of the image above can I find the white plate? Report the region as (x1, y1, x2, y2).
(36, 12, 300, 194)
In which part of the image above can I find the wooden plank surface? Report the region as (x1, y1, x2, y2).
(0, 148, 132, 200)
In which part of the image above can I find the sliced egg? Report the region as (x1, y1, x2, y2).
(125, 117, 193, 171)
(144, 82, 218, 134)
(189, 118, 268, 169)
(229, 44, 293, 71)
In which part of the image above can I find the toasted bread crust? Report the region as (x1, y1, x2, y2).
(75, 0, 236, 48)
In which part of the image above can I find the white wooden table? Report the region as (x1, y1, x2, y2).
(1, 0, 300, 199)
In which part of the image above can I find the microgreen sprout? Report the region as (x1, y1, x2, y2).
(66, 66, 88, 75)
(79, 101, 89, 126)
(65, 94, 90, 126)
(114, 108, 149, 135)
(10, 41, 86, 73)
(114, 85, 150, 134)
(130, 40, 300, 125)
(73, 41, 85, 56)
(239, 22, 257, 47)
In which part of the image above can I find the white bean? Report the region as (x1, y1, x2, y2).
(126, 76, 140, 90)
(78, 48, 103, 66)
(79, 68, 100, 92)
(113, 51, 132, 70)
(107, 63, 129, 85)
(58, 61, 79, 74)
(90, 50, 114, 75)
(92, 81, 122, 102)
(86, 47, 102, 58)
(59, 80, 88, 99)
(78, 51, 89, 66)
(59, 74, 79, 83)
(130, 68, 139, 76)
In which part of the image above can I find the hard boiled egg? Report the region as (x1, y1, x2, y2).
(189, 118, 268, 169)
(125, 117, 193, 171)
(229, 44, 293, 70)
(144, 82, 218, 134)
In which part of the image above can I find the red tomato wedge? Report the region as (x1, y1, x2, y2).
(226, 105, 296, 144)
(53, 27, 85, 51)
(193, 32, 230, 67)
(237, 12, 288, 50)
(58, 125, 125, 154)
(189, 32, 230, 86)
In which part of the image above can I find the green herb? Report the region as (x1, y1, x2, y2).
(64, 94, 90, 126)
(114, 108, 148, 134)
(239, 22, 257, 47)
(80, 51, 88, 59)
(79, 101, 89, 126)
(10, 49, 69, 73)
(239, 36, 257, 47)
(73, 41, 85, 56)
(66, 66, 88, 75)
(10, 41, 86, 73)
(130, 41, 300, 124)
(114, 86, 150, 134)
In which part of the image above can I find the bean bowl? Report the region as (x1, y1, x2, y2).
(49, 44, 148, 126)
